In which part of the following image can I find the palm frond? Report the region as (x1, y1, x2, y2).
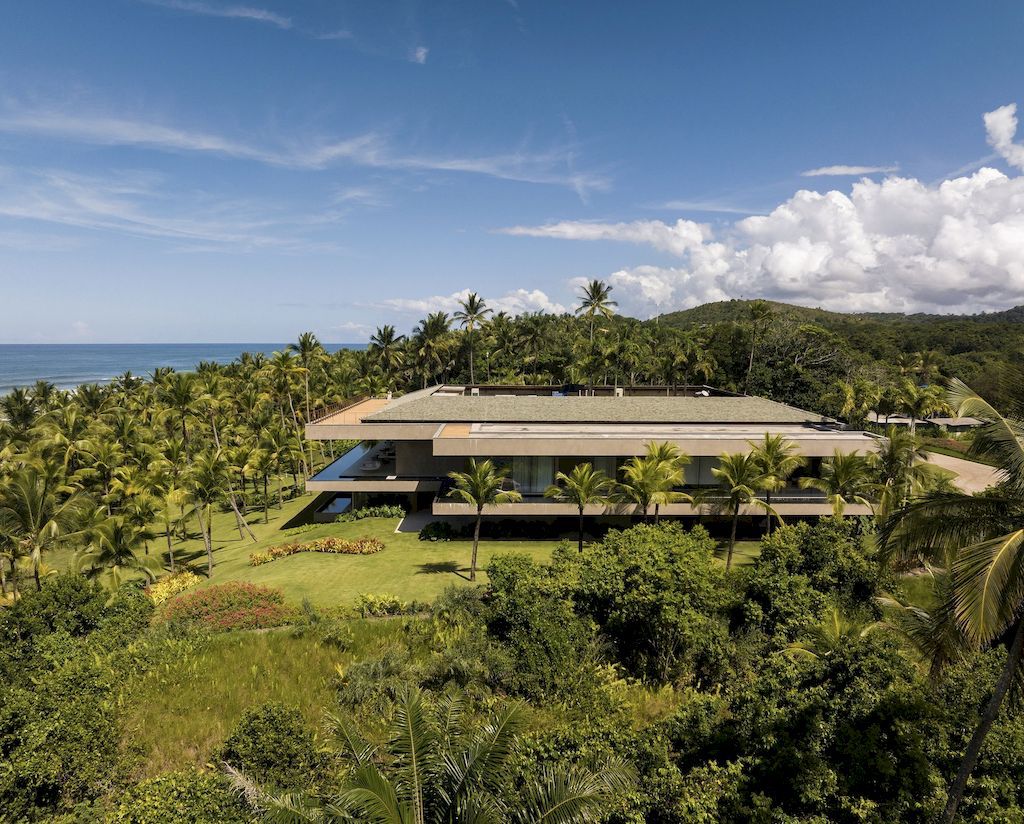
(947, 378, 1020, 488)
(513, 759, 636, 824)
(337, 765, 411, 824)
(951, 529, 1024, 646)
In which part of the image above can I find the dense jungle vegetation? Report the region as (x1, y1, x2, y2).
(2, 282, 1024, 822)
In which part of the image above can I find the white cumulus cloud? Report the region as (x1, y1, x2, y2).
(984, 103, 1024, 171)
(376, 288, 566, 320)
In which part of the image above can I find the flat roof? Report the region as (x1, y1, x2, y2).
(364, 392, 827, 425)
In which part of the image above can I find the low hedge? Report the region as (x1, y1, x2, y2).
(144, 570, 202, 605)
(336, 504, 406, 522)
(250, 536, 385, 566)
(156, 583, 294, 632)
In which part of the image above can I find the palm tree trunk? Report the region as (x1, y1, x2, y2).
(468, 334, 475, 384)
(654, 502, 661, 523)
(578, 507, 584, 553)
(727, 507, 739, 569)
(938, 617, 1024, 824)
(263, 475, 269, 523)
(766, 490, 773, 536)
(197, 505, 213, 575)
(470, 510, 482, 581)
(165, 523, 175, 572)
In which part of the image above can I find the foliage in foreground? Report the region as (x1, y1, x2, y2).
(155, 581, 295, 631)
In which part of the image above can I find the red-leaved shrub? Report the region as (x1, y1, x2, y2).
(156, 582, 295, 631)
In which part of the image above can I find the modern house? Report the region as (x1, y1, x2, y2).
(305, 385, 879, 520)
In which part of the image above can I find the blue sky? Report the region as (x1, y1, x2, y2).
(2, 1, 1024, 342)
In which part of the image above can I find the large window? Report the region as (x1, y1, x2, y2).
(512, 456, 554, 495)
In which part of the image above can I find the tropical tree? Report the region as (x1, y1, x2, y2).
(188, 449, 229, 576)
(710, 452, 775, 569)
(744, 299, 772, 390)
(288, 331, 326, 422)
(230, 687, 633, 823)
(799, 451, 876, 517)
(827, 377, 881, 428)
(750, 434, 806, 535)
(0, 465, 89, 591)
(411, 313, 453, 389)
(75, 510, 161, 591)
(156, 372, 198, 448)
(576, 279, 616, 344)
(447, 459, 521, 581)
(786, 605, 880, 660)
(643, 441, 693, 521)
(613, 455, 664, 522)
(545, 462, 613, 551)
(368, 325, 406, 387)
(878, 379, 1024, 824)
(898, 379, 950, 434)
(869, 425, 929, 516)
(454, 292, 491, 384)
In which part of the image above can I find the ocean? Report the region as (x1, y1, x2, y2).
(0, 343, 366, 395)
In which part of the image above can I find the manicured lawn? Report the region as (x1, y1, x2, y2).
(168, 496, 561, 608)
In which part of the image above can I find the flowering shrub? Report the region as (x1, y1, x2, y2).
(249, 536, 385, 566)
(156, 583, 294, 632)
(145, 570, 202, 605)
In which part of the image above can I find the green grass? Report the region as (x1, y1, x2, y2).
(166, 496, 560, 608)
(714, 540, 761, 567)
(123, 621, 403, 776)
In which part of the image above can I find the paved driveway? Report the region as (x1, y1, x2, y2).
(924, 452, 1004, 493)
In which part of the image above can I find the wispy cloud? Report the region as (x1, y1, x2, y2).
(497, 219, 706, 256)
(410, 46, 429, 64)
(800, 164, 899, 177)
(655, 199, 763, 215)
(0, 103, 608, 194)
(0, 165, 346, 253)
(985, 102, 1024, 171)
(143, 0, 292, 29)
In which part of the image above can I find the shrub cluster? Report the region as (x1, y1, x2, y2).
(144, 570, 202, 605)
(336, 503, 406, 522)
(419, 518, 555, 541)
(250, 536, 385, 566)
(155, 582, 294, 631)
(356, 592, 415, 617)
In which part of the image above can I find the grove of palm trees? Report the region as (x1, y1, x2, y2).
(2, 285, 1024, 822)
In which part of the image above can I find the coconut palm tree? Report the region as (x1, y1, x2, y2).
(0, 465, 90, 591)
(710, 452, 775, 569)
(575, 279, 616, 344)
(412, 313, 453, 389)
(744, 300, 772, 391)
(156, 371, 198, 448)
(869, 425, 930, 516)
(750, 434, 806, 535)
(614, 455, 664, 522)
(454, 292, 491, 385)
(878, 379, 1024, 824)
(898, 379, 950, 434)
(545, 462, 613, 551)
(188, 449, 229, 576)
(786, 605, 880, 660)
(827, 378, 881, 428)
(368, 325, 406, 387)
(643, 441, 693, 522)
(230, 687, 633, 823)
(288, 331, 326, 423)
(799, 451, 876, 517)
(75, 509, 161, 591)
(447, 459, 522, 581)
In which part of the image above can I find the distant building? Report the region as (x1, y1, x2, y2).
(868, 412, 983, 432)
(306, 385, 879, 520)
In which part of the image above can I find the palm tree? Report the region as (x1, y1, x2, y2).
(643, 441, 693, 522)
(545, 462, 612, 551)
(188, 449, 229, 576)
(614, 455, 663, 522)
(230, 687, 632, 823)
(368, 325, 406, 387)
(575, 279, 616, 344)
(288, 331, 325, 423)
(869, 425, 929, 516)
(710, 452, 775, 569)
(75, 509, 161, 591)
(799, 451, 876, 517)
(744, 300, 772, 391)
(0, 465, 90, 591)
(827, 378, 881, 428)
(411, 313, 453, 389)
(786, 605, 880, 660)
(898, 378, 950, 434)
(447, 459, 522, 581)
(877, 380, 1023, 824)
(453, 292, 491, 385)
(750, 434, 806, 535)
(157, 372, 198, 448)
